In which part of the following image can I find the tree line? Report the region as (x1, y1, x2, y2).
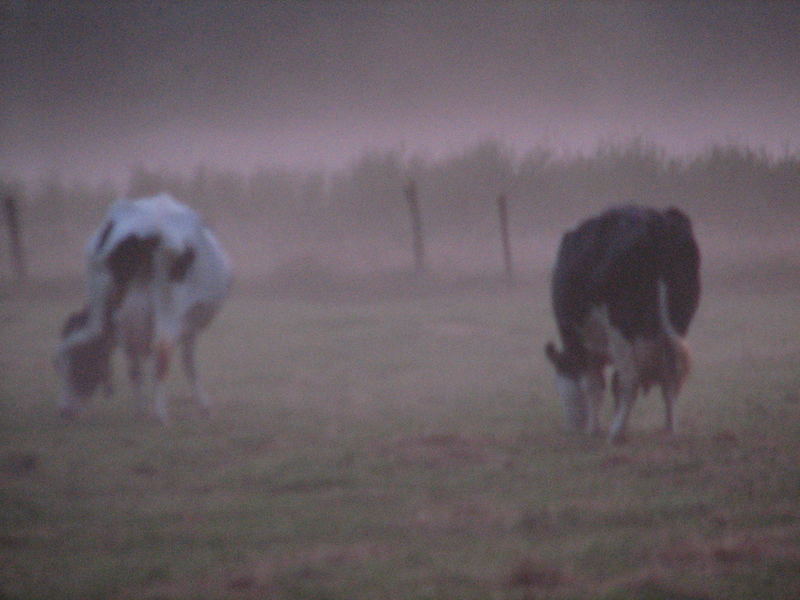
(2, 138, 798, 280)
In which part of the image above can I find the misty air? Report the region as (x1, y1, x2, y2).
(1, 2, 799, 598)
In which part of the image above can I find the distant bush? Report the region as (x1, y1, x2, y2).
(4, 138, 798, 278)
(122, 138, 799, 234)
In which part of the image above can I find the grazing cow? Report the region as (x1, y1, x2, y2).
(55, 194, 232, 423)
(545, 206, 700, 443)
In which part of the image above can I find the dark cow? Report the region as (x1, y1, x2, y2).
(545, 206, 701, 443)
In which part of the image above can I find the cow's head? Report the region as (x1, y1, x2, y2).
(545, 341, 588, 431)
(55, 308, 114, 419)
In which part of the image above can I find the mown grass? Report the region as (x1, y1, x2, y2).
(1, 261, 799, 599)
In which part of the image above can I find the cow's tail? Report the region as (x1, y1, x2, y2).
(658, 279, 679, 340)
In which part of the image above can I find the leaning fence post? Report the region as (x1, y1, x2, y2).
(496, 193, 513, 286)
(3, 195, 26, 282)
(403, 179, 426, 276)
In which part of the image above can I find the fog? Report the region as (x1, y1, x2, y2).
(2, 8, 800, 595)
(2, 1, 799, 183)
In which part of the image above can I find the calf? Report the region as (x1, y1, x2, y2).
(545, 206, 700, 443)
(55, 194, 232, 423)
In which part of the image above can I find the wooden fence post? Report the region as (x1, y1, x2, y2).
(403, 179, 426, 276)
(496, 193, 513, 286)
(3, 195, 26, 282)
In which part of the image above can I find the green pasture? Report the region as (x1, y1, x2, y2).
(1, 264, 799, 599)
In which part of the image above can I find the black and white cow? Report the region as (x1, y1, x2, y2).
(55, 194, 232, 423)
(545, 206, 700, 443)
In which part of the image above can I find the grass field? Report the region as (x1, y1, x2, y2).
(1, 254, 799, 599)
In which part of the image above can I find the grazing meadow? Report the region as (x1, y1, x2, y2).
(2, 142, 799, 597)
(1, 237, 799, 599)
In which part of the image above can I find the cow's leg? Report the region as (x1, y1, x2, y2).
(582, 368, 605, 436)
(609, 375, 637, 444)
(127, 349, 149, 415)
(607, 331, 641, 444)
(153, 343, 172, 425)
(102, 353, 114, 399)
(57, 389, 80, 420)
(661, 339, 689, 435)
(54, 351, 80, 419)
(661, 382, 678, 434)
(102, 377, 114, 399)
(181, 335, 210, 415)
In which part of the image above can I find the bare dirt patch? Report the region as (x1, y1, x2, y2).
(611, 572, 713, 600)
(236, 542, 391, 590)
(389, 432, 510, 467)
(127, 542, 392, 600)
(431, 321, 492, 338)
(412, 499, 518, 533)
(507, 555, 568, 591)
(0, 451, 38, 478)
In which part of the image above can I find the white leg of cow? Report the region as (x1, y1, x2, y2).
(661, 383, 677, 434)
(582, 369, 604, 436)
(58, 389, 79, 420)
(102, 372, 114, 399)
(661, 340, 690, 435)
(152, 343, 173, 425)
(609, 377, 637, 444)
(181, 336, 210, 415)
(127, 350, 149, 416)
(153, 384, 169, 425)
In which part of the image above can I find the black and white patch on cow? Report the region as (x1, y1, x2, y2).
(545, 205, 700, 444)
(55, 193, 232, 424)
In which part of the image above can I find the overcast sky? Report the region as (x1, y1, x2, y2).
(2, 0, 799, 182)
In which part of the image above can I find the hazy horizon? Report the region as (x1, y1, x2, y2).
(2, 1, 799, 184)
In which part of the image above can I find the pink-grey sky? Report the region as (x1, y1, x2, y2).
(2, 1, 799, 183)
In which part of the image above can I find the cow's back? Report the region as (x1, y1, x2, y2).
(552, 206, 700, 345)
